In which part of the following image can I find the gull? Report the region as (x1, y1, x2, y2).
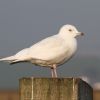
(0, 25, 84, 78)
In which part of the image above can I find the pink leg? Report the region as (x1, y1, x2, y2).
(54, 67, 57, 78)
(51, 64, 57, 78)
(53, 64, 57, 78)
(51, 68, 54, 78)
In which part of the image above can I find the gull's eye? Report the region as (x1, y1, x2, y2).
(68, 29, 72, 32)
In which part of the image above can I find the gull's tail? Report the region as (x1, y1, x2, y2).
(0, 56, 17, 63)
(0, 48, 30, 64)
(0, 56, 24, 64)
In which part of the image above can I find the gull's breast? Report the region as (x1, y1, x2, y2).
(55, 38, 77, 65)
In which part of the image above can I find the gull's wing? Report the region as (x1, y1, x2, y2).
(0, 35, 69, 64)
(29, 35, 68, 61)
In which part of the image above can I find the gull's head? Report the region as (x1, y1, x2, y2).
(59, 25, 84, 38)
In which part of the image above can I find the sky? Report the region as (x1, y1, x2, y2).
(0, 0, 100, 89)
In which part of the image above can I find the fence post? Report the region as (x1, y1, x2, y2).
(19, 78, 93, 100)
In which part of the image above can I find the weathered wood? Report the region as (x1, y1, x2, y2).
(19, 78, 93, 100)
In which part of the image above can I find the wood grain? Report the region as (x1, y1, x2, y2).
(19, 78, 93, 100)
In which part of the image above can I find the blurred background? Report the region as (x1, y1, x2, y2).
(0, 0, 100, 99)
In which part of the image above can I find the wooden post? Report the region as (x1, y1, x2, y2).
(19, 78, 93, 100)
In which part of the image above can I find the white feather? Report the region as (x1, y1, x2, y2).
(0, 24, 82, 66)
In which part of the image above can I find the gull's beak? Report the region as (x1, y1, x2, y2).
(78, 32, 84, 36)
(81, 32, 84, 36)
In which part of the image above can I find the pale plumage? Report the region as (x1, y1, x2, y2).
(0, 25, 84, 77)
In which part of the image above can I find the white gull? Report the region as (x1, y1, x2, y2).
(0, 25, 84, 77)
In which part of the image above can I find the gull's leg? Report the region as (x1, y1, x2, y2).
(50, 64, 57, 78)
(53, 64, 57, 78)
(51, 64, 57, 78)
(51, 68, 54, 78)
